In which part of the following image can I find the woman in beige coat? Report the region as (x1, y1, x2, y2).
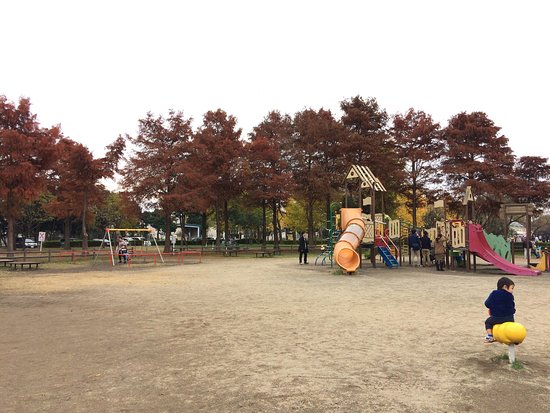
(434, 232, 447, 271)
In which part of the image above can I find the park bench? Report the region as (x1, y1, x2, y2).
(8, 261, 42, 270)
(0, 258, 15, 267)
(224, 246, 240, 257)
(255, 251, 273, 258)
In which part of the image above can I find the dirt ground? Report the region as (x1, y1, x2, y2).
(1, 255, 550, 413)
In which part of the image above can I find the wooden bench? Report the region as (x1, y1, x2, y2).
(8, 261, 42, 270)
(255, 251, 273, 258)
(0, 258, 15, 267)
(224, 247, 240, 257)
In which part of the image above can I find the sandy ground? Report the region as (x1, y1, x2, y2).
(1, 255, 550, 413)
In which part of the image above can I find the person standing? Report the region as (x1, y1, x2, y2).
(298, 232, 309, 265)
(434, 232, 447, 271)
(408, 229, 421, 267)
(420, 230, 432, 267)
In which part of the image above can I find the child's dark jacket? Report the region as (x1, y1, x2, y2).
(484, 290, 515, 317)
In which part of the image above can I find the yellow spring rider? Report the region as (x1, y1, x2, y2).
(492, 322, 527, 363)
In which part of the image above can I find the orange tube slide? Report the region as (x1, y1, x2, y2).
(334, 208, 366, 273)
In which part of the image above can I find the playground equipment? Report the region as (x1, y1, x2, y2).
(492, 321, 527, 363)
(333, 208, 366, 273)
(343, 165, 388, 270)
(102, 227, 164, 267)
(535, 251, 549, 271)
(375, 228, 399, 268)
(468, 224, 541, 276)
(493, 322, 526, 345)
(315, 204, 340, 267)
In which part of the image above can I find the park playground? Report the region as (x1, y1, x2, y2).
(2, 255, 550, 413)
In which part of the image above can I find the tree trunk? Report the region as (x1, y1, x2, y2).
(262, 200, 267, 249)
(326, 193, 331, 228)
(164, 211, 172, 252)
(6, 194, 16, 253)
(307, 197, 314, 242)
(82, 195, 89, 251)
(215, 202, 221, 246)
(412, 184, 417, 229)
(64, 216, 71, 250)
(224, 200, 230, 244)
(411, 162, 418, 228)
(7, 215, 15, 254)
(276, 205, 283, 243)
(271, 200, 279, 250)
(180, 212, 186, 248)
(201, 212, 207, 243)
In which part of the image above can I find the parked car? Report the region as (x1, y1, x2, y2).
(15, 238, 38, 248)
(92, 238, 111, 246)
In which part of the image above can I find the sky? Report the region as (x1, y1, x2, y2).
(2, 0, 549, 165)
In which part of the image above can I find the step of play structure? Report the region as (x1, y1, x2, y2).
(377, 246, 398, 268)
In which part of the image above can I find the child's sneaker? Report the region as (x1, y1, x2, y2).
(484, 335, 495, 343)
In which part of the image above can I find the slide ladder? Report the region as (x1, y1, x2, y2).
(377, 246, 399, 268)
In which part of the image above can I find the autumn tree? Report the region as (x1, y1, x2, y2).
(46, 136, 125, 250)
(247, 111, 295, 249)
(193, 109, 244, 245)
(339, 96, 404, 215)
(123, 110, 194, 252)
(392, 108, 444, 228)
(45, 138, 80, 248)
(442, 112, 515, 229)
(509, 156, 550, 212)
(288, 108, 348, 240)
(0, 96, 60, 252)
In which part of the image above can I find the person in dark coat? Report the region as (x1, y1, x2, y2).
(408, 229, 421, 267)
(298, 232, 309, 265)
(420, 230, 432, 267)
(483, 277, 516, 343)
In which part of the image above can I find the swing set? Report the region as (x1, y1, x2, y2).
(100, 228, 164, 267)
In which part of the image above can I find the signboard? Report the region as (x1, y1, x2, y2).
(38, 231, 46, 252)
(503, 204, 534, 216)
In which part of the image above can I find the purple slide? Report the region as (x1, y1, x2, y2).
(468, 224, 541, 276)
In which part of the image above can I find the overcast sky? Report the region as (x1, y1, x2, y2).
(2, 0, 549, 164)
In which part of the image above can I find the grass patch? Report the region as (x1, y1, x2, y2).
(490, 353, 524, 370)
(511, 360, 524, 370)
(491, 353, 509, 363)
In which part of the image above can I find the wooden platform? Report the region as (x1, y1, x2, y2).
(8, 261, 42, 270)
